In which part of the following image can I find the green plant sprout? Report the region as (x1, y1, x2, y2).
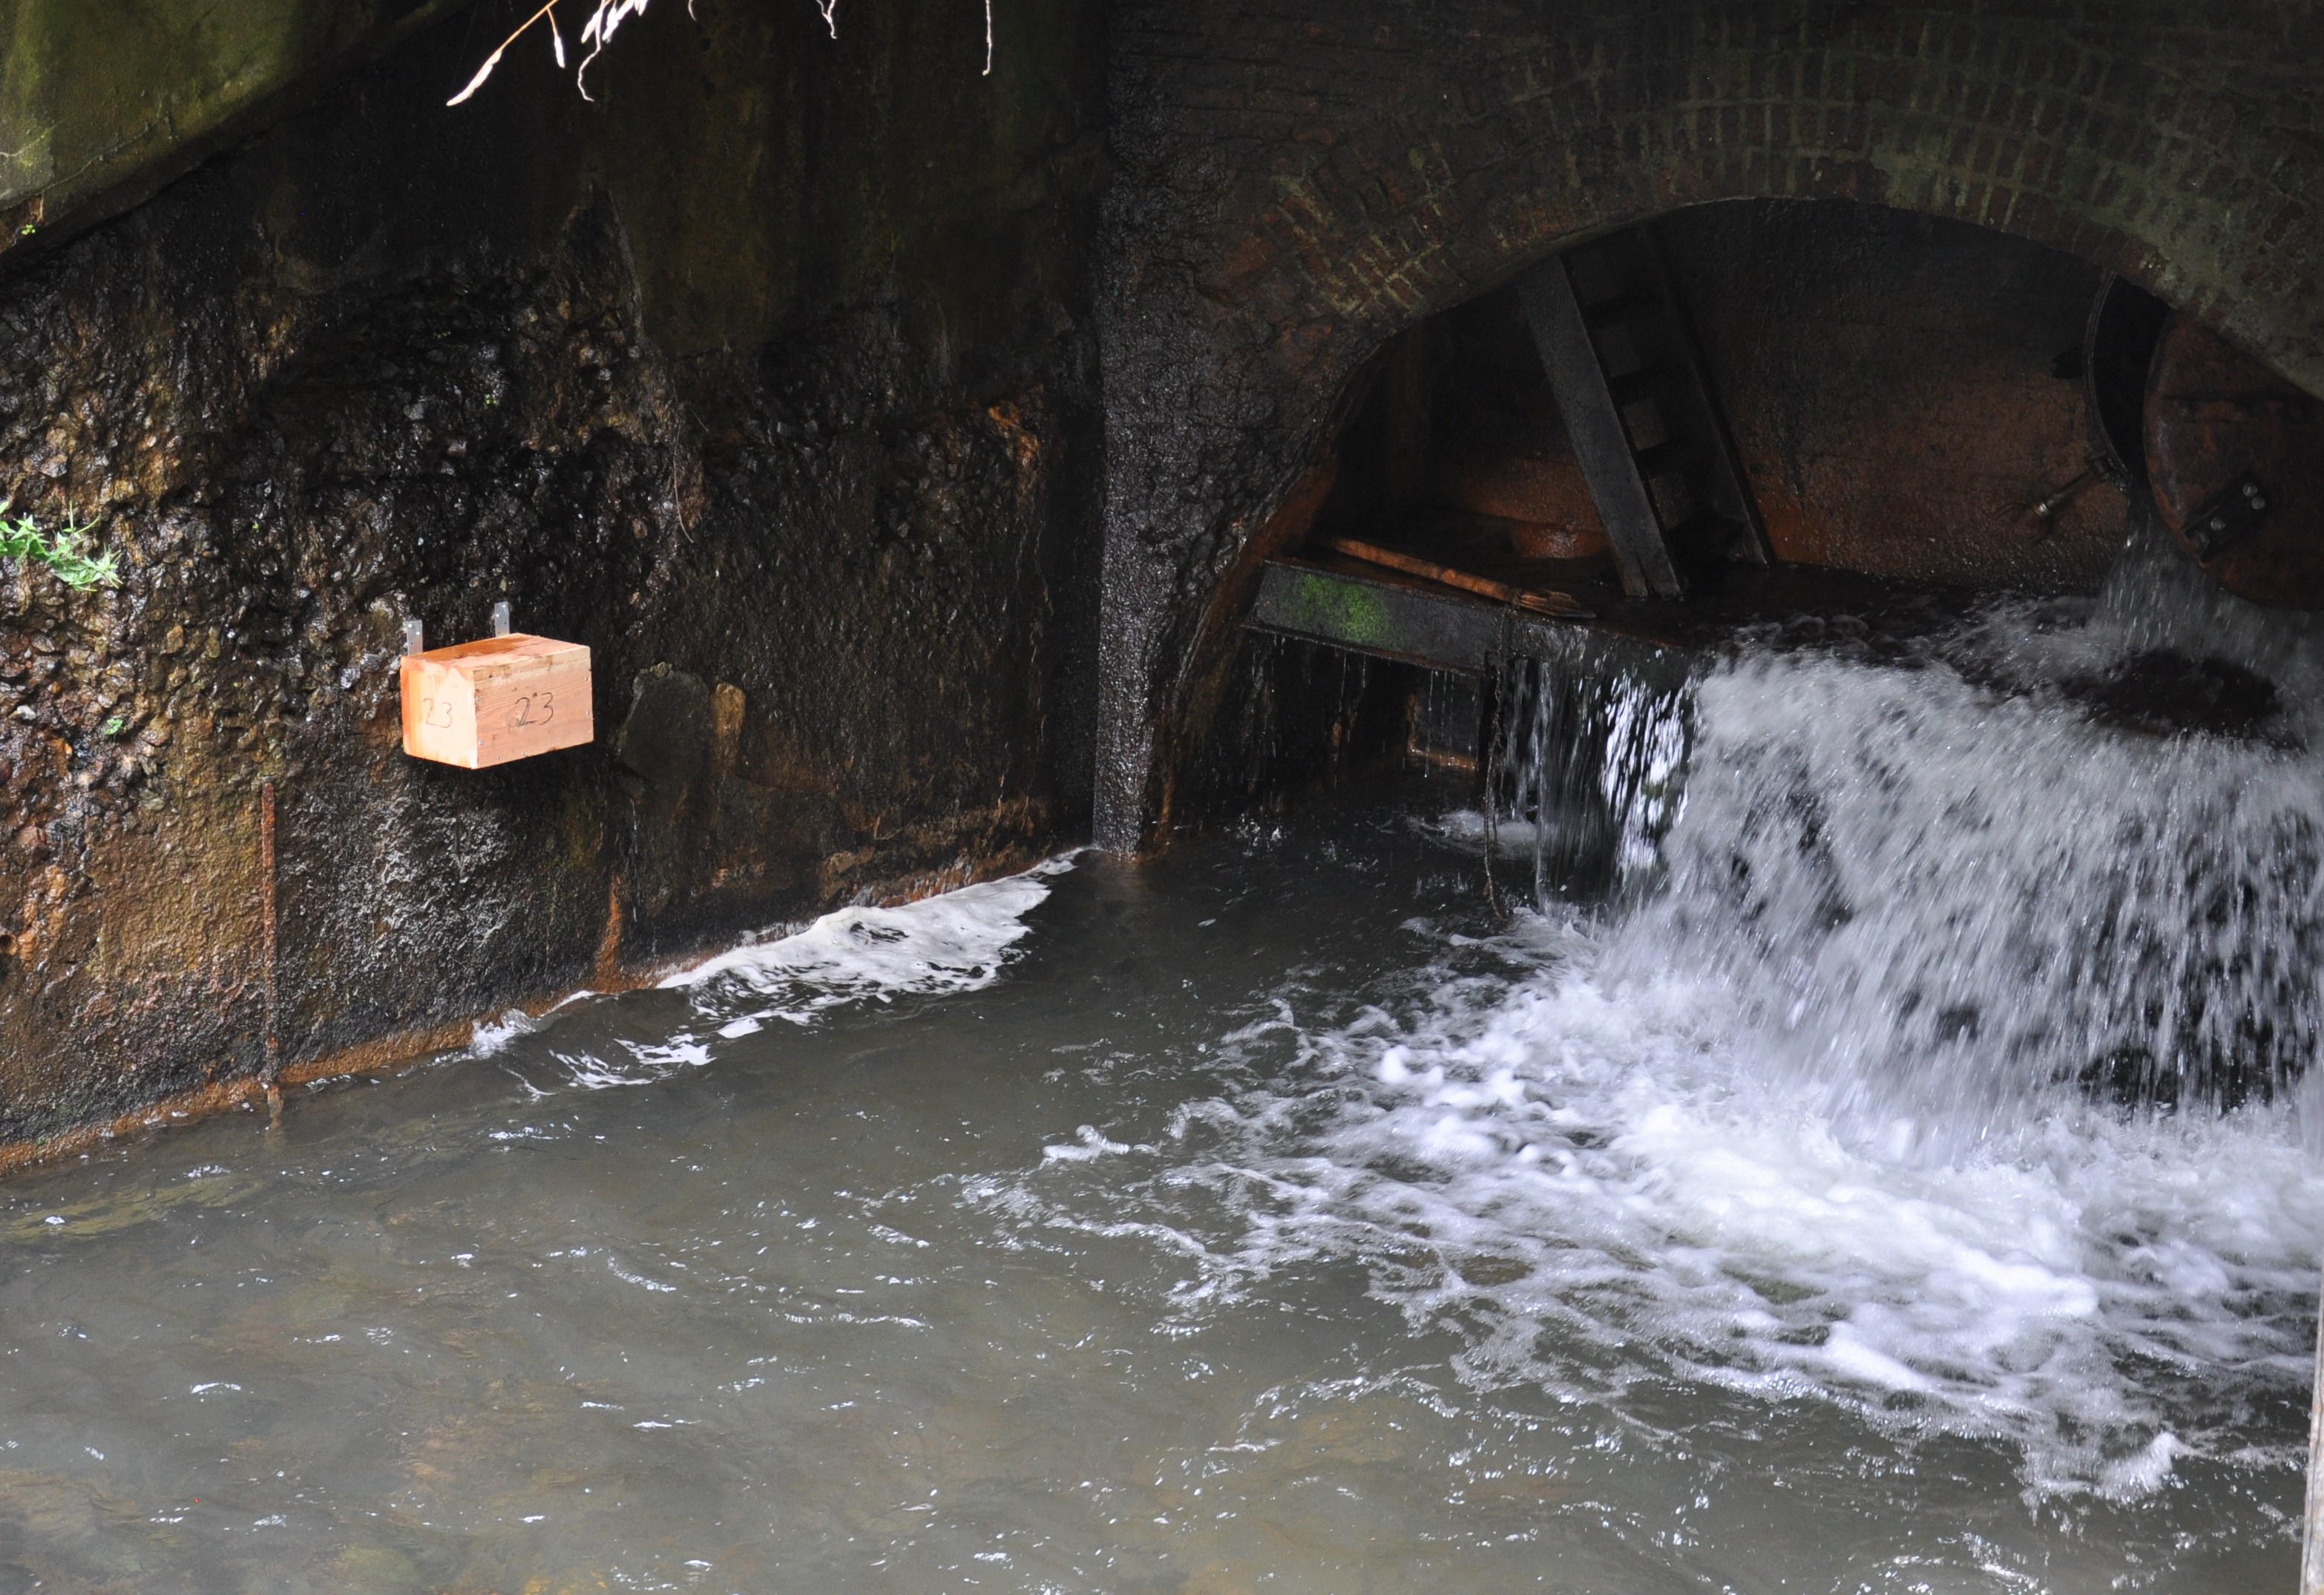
(0, 503, 120, 590)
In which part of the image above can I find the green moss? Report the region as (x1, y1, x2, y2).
(1286, 572, 1394, 650)
(1, 0, 472, 229)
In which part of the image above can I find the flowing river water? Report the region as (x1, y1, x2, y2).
(4, 534, 2323, 1593)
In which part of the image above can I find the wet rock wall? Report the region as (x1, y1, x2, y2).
(0, 0, 1106, 1140)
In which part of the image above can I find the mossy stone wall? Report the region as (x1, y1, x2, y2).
(0, 0, 473, 246)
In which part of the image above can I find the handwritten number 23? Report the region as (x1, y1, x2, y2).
(508, 690, 555, 730)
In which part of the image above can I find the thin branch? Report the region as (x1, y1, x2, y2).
(447, 0, 994, 105)
(447, 0, 565, 105)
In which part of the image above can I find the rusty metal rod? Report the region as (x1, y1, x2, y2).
(2031, 467, 2095, 522)
(1323, 537, 1591, 618)
(260, 779, 280, 1104)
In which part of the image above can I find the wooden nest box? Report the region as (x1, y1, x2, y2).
(400, 634, 593, 768)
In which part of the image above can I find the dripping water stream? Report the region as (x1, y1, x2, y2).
(0, 531, 2318, 1591)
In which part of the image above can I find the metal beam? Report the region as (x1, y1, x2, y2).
(1244, 558, 1690, 690)
(1637, 222, 1776, 565)
(1518, 255, 1688, 600)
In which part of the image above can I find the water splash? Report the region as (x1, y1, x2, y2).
(1626, 643, 2322, 1122)
(989, 540, 2324, 1504)
(668, 857, 1071, 1035)
(1494, 536, 2324, 1117)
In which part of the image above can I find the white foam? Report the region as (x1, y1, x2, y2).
(1042, 1125, 1149, 1163)
(509, 1035, 712, 1093)
(666, 857, 1071, 1029)
(1620, 643, 2324, 1126)
(985, 626, 2324, 1501)
(468, 1008, 536, 1055)
(499, 860, 1070, 1094)
(1127, 923, 2324, 1497)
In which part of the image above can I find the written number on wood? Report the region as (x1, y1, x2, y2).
(401, 633, 593, 770)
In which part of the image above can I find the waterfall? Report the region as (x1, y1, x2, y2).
(1486, 652, 1691, 902)
(1491, 531, 2324, 1117)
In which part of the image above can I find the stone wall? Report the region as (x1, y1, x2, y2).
(0, 0, 1106, 1141)
(1094, 0, 2324, 848)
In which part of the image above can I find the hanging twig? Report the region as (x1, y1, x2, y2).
(448, 0, 697, 105)
(450, 0, 994, 105)
(447, 0, 562, 105)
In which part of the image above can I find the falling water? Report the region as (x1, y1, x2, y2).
(1486, 654, 1691, 903)
(1486, 528, 2324, 1121)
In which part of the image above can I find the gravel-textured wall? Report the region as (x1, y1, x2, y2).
(0, 0, 1106, 1141)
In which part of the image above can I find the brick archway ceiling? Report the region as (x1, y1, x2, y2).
(1094, 0, 2324, 849)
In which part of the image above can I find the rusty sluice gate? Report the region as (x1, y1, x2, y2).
(2147, 310, 2324, 611)
(1236, 220, 2026, 822)
(1219, 201, 2324, 1113)
(1235, 206, 2323, 805)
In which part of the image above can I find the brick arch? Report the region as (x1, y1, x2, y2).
(1094, 0, 2324, 849)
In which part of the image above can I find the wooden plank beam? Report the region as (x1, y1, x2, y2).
(1242, 557, 1693, 692)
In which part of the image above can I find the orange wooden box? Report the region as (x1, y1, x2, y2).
(399, 634, 594, 768)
